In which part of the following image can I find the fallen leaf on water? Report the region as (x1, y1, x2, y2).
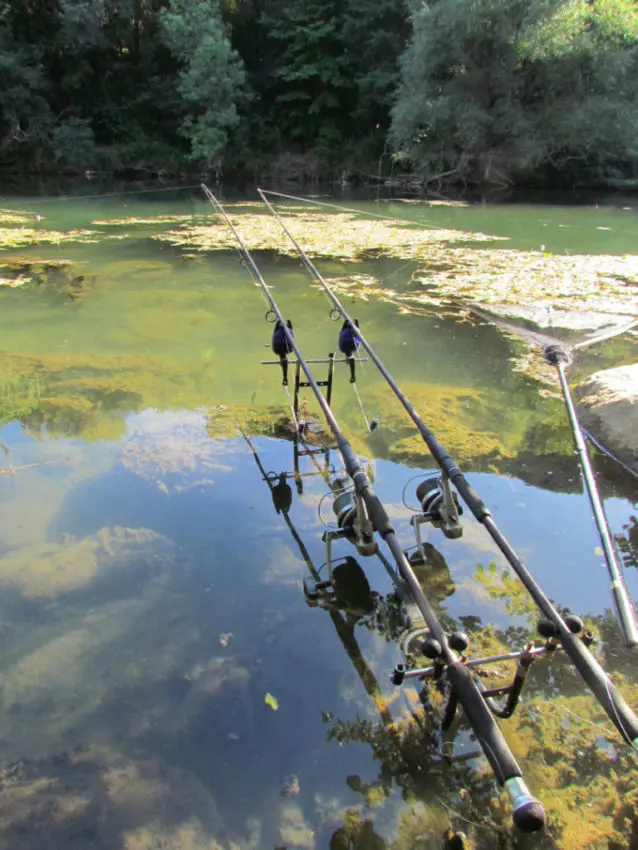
(265, 692, 279, 711)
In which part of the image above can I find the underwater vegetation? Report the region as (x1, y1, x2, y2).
(0, 257, 93, 300)
(0, 200, 636, 850)
(0, 351, 201, 440)
(323, 576, 638, 850)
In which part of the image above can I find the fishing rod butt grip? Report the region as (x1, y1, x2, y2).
(445, 662, 522, 780)
(505, 777, 545, 833)
(561, 629, 638, 743)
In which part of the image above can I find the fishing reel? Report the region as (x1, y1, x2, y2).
(321, 474, 377, 579)
(410, 475, 463, 561)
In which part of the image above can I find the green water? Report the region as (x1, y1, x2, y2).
(0, 185, 637, 849)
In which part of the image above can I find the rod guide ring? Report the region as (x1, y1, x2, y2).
(265, 309, 277, 323)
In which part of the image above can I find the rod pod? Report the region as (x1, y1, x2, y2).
(203, 184, 545, 834)
(256, 187, 638, 751)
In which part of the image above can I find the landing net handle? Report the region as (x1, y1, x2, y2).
(203, 184, 545, 834)
(551, 352, 638, 649)
(257, 187, 638, 750)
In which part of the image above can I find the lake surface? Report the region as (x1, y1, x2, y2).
(0, 183, 637, 849)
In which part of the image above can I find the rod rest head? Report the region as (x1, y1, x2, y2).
(422, 637, 442, 659)
(449, 631, 469, 653)
(563, 614, 584, 634)
(537, 619, 558, 639)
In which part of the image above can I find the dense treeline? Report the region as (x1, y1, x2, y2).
(0, 0, 636, 186)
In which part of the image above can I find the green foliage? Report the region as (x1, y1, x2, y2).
(161, 0, 246, 166)
(615, 514, 638, 569)
(0, 0, 637, 181)
(260, 0, 354, 151)
(390, 0, 638, 182)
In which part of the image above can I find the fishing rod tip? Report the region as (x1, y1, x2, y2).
(542, 343, 572, 367)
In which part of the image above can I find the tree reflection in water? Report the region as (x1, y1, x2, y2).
(320, 555, 638, 849)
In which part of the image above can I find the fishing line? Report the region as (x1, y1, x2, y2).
(434, 794, 508, 833)
(2, 183, 203, 207)
(260, 188, 440, 229)
(583, 428, 638, 478)
(283, 384, 301, 433)
(402, 473, 431, 513)
(258, 190, 381, 434)
(262, 187, 578, 252)
(351, 380, 371, 431)
(317, 488, 347, 529)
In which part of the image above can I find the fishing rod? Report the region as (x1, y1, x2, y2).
(256, 187, 638, 749)
(202, 184, 546, 834)
(242, 429, 492, 849)
(470, 304, 638, 648)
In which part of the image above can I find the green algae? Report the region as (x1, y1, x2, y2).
(0, 351, 199, 440)
(0, 256, 90, 298)
(0, 526, 166, 599)
(362, 382, 508, 468)
(0, 745, 259, 850)
(411, 247, 638, 321)
(0, 210, 33, 225)
(154, 210, 504, 262)
(0, 227, 101, 250)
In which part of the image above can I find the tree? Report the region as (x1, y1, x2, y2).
(0, 5, 51, 160)
(161, 0, 246, 168)
(390, 0, 638, 184)
(261, 0, 355, 152)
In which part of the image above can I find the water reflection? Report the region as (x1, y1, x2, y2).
(0, 188, 637, 848)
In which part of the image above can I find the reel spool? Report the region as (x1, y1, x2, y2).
(332, 475, 357, 531)
(415, 475, 463, 540)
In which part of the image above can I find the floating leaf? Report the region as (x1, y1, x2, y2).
(265, 692, 279, 711)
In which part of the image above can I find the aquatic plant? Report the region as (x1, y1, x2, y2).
(154, 210, 504, 262)
(92, 213, 211, 227)
(0, 211, 33, 225)
(411, 248, 638, 321)
(0, 226, 101, 250)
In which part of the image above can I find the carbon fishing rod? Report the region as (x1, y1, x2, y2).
(257, 187, 638, 749)
(202, 183, 546, 834)
(470, 304, 638, 649)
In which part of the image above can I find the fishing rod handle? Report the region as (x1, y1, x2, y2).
(381, 535, 545, 832)
(446, 662, 545, 832)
